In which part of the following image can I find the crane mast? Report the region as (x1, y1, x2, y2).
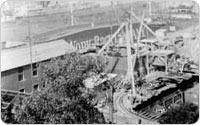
(97, 7, 155, 101)
(125, 22, 136, 97)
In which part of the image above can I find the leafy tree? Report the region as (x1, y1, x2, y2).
(14, 53, 107, 124)
(158, 102, 199, 124)
(40, 53, 107, 99)
(15, 91, 105, 124)
(1, 103, 18, 124)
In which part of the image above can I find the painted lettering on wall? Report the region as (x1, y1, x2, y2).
(68, 27, 148, 50)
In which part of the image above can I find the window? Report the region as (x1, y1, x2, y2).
(18, 67, 24, 81)
(33, 84, 39, 91)
(176, 100, 182, 105)
(165, 98, 173, 108)
(19, 88, 25, 93)
(174, 93, 182, 103)
(32, 63, 38, 76)
(42, 83, 45, 88)
(158, 101, 164, 106)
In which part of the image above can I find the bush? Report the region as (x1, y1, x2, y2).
(158, 102, 199, 124)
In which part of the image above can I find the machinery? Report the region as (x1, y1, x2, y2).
(96, 6, 198, 121)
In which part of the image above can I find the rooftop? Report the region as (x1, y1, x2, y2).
(150, 49, 175, 56)
(140, 39, 158, 44)
(1, 39, 76, 72)
(1, 41, 27, 49)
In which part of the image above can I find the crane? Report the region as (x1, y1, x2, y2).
(97, 6, 161, 104)
(97, 15, 142, 98)
(96, 7, 164, 123)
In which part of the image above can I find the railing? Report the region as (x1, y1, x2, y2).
(1, 89, 30, 109)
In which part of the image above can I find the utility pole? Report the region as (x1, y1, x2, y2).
(91, 6, 95, 28)
(70, 3, 74, 26)
(129, 6, 136, 99)
(109, 84, 114, 123)
(111, 0, 120, 24)
(27, 6, 33, 85)
(148, 0, 152, 17)
(110, 1, 114, 35)
(136, 11, 145, 57)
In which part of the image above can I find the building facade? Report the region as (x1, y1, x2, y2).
(1, 39, 76, 93)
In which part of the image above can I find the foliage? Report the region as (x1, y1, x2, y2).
(1, 103, 18, 124)
(14, 53, 107, 124)
(93, 81, 110, 92)
(40, 53, 107, 99)
(158, 102, 199, 124)
(15, 91, 105, 124)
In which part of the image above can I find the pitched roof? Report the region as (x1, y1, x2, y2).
(150, 50, 175, 56)
(140, 38, 158, 44)
(1, 39, 76, 72)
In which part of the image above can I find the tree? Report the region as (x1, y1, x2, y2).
(14, 53, 107, 124)
(15, 91, 105, 124)
(39, 53, 107, 99)
(158, 102, 199, 124)
(1, 103, 18, 124)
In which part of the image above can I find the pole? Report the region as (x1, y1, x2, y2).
(136, 11, 145, 57)
(110, 1, 113, 36)
(165, 55, 168, 73)
(91, 5, 95, 27)
(130, 6, 134, 43)
(111, 0, 120, 24)
(110, 85, 113, 123)
(110, 10, 113, 35)
(149, 0, 152, 17)
(146, 54, 149, 75)
(126, 22, 136, 97)
(27, 10, 33, 85)
(70, 4, 74, 26)
(129, 11, 163, 42)
(98, 23, 125, 55)
(130, 6, 134, 97)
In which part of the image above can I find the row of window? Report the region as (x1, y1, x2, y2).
(18, 63, 38, 81)
(164, 93, 182, 108)
(19, 84, 39, 93)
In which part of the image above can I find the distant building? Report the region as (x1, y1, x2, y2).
(1, 39, 76, 93)
(168, 4, 194, 20)
(170, 5, 193, 14)
(1, 41, 27, 49)
(1, 0, 100, 21)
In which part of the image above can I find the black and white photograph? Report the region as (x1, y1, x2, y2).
(1, 0, 199, 124)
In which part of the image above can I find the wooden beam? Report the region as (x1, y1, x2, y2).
(146, 54, 149, 75)
(136, 11, 145, 57)
(165, 55, 168, 73)
(125, 23, 136, 97)
(98, 23, 125, 55)
(129, 11, 162, 42)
